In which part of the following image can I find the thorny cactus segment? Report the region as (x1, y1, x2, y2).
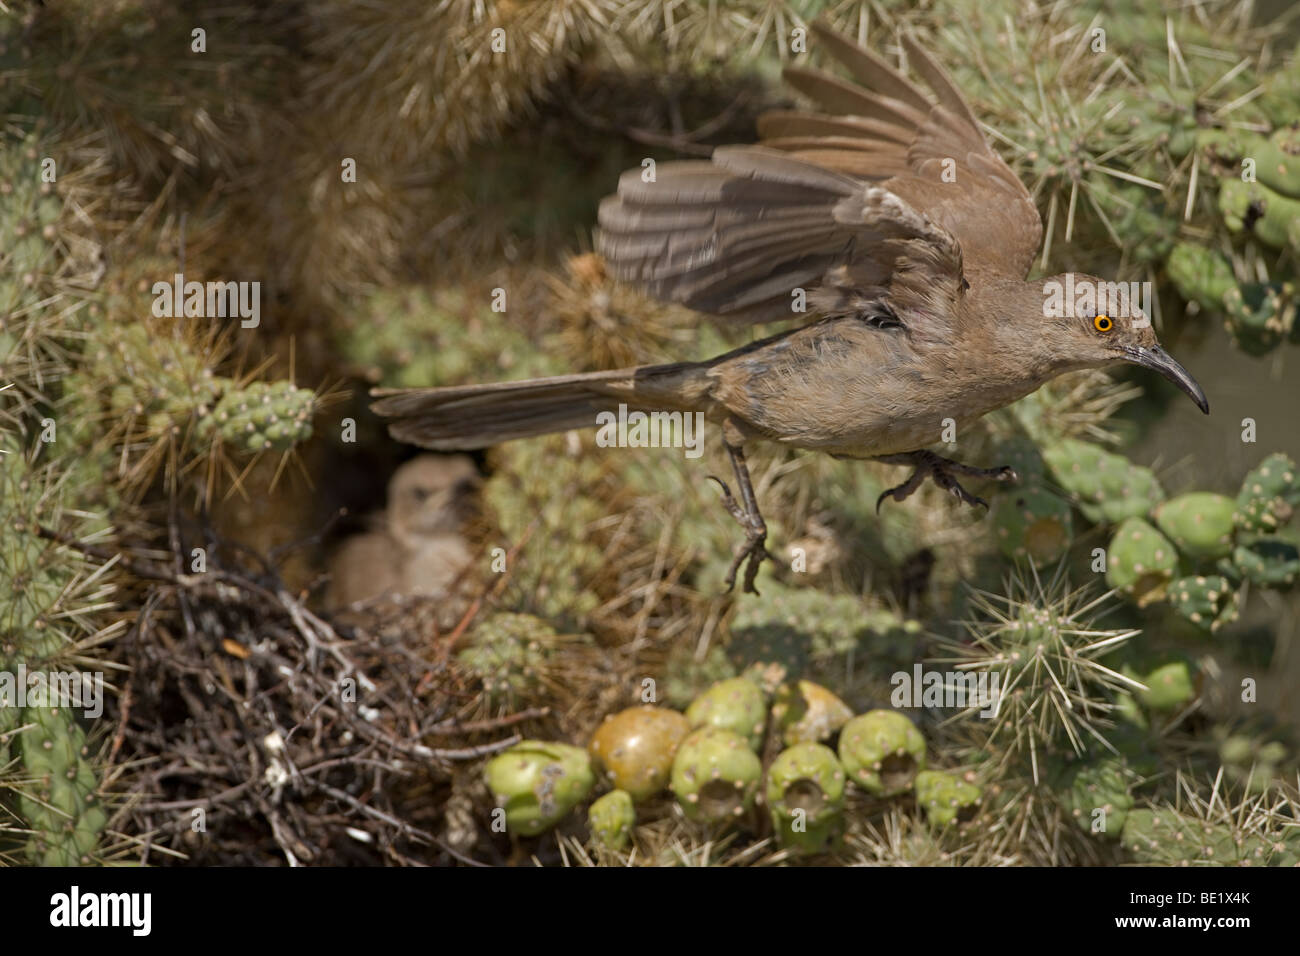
(1166, 575, 1239, 632)
(1153, 493, 1236, 560)
(1234, 453, 1300, 534)
(1042, 439, 1165, 524)
(937, 571, 1142, 781)
(17, 705, 107, 866)
(196, 380, 316, 455)
(1062, 758, 1133, 836)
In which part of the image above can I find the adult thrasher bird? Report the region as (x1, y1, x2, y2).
(372, 20, 1208, 595)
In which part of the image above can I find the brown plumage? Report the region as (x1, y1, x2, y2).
(372, 20, 1207, 594)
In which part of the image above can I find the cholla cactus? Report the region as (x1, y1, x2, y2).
(936, 568, 1143, 781)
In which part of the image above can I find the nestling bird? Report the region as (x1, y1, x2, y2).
(372, 20, 1208, 595)
(327, 454, 480, 608)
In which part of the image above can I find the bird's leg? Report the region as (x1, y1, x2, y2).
(707, 431, 773, 596)
(873, 450, 1017, 512)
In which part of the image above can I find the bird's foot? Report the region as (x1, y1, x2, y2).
(874, 451, 1017, 512)
(709, 475, 773, 596)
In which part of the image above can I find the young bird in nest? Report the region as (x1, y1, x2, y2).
(328, 454, 480, 608)
(372, 20, 1207, 595)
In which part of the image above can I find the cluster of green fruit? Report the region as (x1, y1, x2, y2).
(483, 673, 981, 855)
(995, 443, 1299, 628)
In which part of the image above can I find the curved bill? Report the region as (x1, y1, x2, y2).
(1123, 345, 1209, 414)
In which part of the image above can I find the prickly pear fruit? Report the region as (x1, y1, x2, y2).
(1153, 493, 1236, 560)
(1167, 575, 1239, 632)
(1106, 518, 1180, 606)
(483, 740, 595, 837)
(588, 790, 635, 851)
(914, 769, 982, 827)
(1042, 439, 1165, 524)
(1235, 453, 1300, 533)
(772, 680, 852, 746)
(992, 486, 1074, 563)
(1166, 242, 1235, 312)
(587, 706, 691, 802)
(669, 727, 762, 823)
(685, 677, 767, 751)
(766, 743, 846, 854)
(838, 710, 927, 796)
(1062, 758, 1133, 835)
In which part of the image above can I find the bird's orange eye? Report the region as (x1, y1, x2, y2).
(1094, 314, 1113, 333)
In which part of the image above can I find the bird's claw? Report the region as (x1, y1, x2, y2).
(876, 453, 1018, 513)
(723, 528, 772, 596)
(708, 475, 748, 525)
(710, 475, 770, 594)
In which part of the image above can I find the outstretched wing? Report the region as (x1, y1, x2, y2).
(765, 23, 1041, 281)
(595, 21, 1039, 327)
(597, 143, 965, 327)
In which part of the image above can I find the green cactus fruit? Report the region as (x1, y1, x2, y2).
(1254, 124, 1300, 199)
(1229, 538, 1300, 588)
(992, 486, 1074, 563)
(1219, 179, 1300, 250)
(685, 677, 768, 751)
(1167, 575, 1240, 632)
(587, 790, 635, 852)
(1137, 660, 1197, 712)
(18, 706, 106, 865)
(1166, 243, 1236, 313)
(1221, 281, 1295, 356)
(772, 680, 853, 746)
(1042, 439, 1165, 524)
(1106, 518, 1179, 606)
(914, 770, 982, 827)
(1235, 453, 1300, 533)
(483, 740, 595, 837)
(669, 727, 762, 823)
(838, 710, 927, 796)
(196, 380, 316, 454)
(1153, 492, 1236, 560)
(587, 706, 691, 802)
(767, 743, 846, 854)
(1062, 758, 1133, 835)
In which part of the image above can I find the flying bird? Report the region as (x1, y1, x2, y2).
(372, 20, 1208, 595)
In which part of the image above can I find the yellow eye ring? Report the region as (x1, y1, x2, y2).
(1094, 314, 1113, 333)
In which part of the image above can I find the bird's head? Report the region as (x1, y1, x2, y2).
(387, 454, 481, 539)
(1042, 273, 1208, 414)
